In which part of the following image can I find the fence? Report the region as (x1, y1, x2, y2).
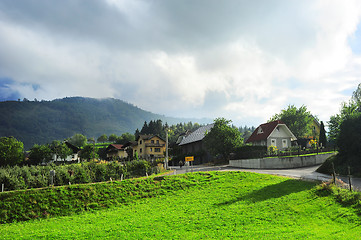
(263, 147, 336, 159)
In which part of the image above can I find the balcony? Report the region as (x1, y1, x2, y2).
(145, 143, 165, 147)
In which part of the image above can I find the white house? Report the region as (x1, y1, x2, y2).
(246, 120, 297, 150)
(52, 142, 80, 163)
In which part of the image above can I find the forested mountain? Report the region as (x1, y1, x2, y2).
(0, 97, 209, 149)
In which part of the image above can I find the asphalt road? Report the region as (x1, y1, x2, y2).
(168, 164, 361, 191)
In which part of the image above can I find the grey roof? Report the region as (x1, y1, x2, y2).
(179, 124, 214, 146)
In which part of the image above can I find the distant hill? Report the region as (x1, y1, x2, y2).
(0, 97, 210, 149)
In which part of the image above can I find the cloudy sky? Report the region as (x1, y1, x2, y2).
(1, 0, 361, 126)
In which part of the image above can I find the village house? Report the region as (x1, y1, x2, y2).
(178, 124, 214, 165)
(133, 134, 166, 160)
(246, 120, 297, 150)
(106, 144, 128, 160)
(52, 141, 80, 163)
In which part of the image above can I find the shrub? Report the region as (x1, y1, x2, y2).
(0, 159, 158, 191)
(126, 160, 151, 178)
(232, 145, 267, 159)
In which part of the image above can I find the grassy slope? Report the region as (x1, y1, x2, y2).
(1, 172, 361, 239)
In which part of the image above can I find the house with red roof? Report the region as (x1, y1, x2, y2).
(246, 120, 297, 150)
(106, 144, 128, 160)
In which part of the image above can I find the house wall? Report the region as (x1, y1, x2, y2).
(134, 136, 166, 159)
(181, 141, 212, 165)
(107, 150, 127, 159)
(229, 152, 335, 169)
(267, 125, 292, 150)
(52, 153, 79, 162)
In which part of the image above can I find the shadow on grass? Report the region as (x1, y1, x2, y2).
(216, 179, 315, 206)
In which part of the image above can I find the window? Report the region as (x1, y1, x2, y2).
(155, 148, 161, 152)
(271, 139, 276, 146)
(156, 140, 159, 144)
(150, 148, 153, 152)
(282, 139, 288, 148)
(140, 148, 142, 153)
(151, 140, 154, 144)
(257, 127, 263, 134)
(140, 140, 142, 144)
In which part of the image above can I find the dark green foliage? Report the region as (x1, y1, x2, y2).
(269, 105, 313, 139)
(0, 97, 207, 149)
(0, 137, 24, 166)
(138, 120, 202, 144)
(319, 121, 327, 147)
(50, 140, 72, 162)
(204, 118, 243, 161)
(97, 134, 108, 143)
(115, 132, 135, 144)
(233, 145, 268, 159)
(125, 160, 151, 177)
(328, 83, 361, 143)
(0, 160, 156, 191)
(80, 144, 97, 161)
(67, 133, 87, 148)
(28, 144, 53, 165)
(337, 113, 361, 158)
(108, 134, 118, 142)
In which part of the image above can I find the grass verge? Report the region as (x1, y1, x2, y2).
(1, 171, 361, 239)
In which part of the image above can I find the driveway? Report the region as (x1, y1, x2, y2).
(168, 164, 361, 191)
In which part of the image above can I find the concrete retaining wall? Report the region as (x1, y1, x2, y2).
(229, 152, 335, 169)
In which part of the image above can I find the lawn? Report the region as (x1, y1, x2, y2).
(1, 171, 360, 239)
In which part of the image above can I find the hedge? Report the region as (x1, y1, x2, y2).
(0, 160, 157, 191)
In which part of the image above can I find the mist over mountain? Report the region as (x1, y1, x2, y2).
(0, 97, 210, 149)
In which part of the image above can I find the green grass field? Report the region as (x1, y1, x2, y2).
(1, 171, 361, 239)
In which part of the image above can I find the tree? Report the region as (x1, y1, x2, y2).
(108, 134, 118, 142)
(203, 118, 243, 161)
(116, 133, 135, 144)
(319, 121, 327, 147)
(50, 140, 72, 163)
(0, 137, 24, 166)
(28, 144, 53, 165)
(269, 105, 313, 139)
(68, 133, 87, 148)
(328, 83, 361, 144)
(97, 134, 108, 143)
(80, 144, 97, 161)
(337, 113, 361, 162)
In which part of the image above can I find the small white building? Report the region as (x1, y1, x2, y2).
(246, 120, 297, 150)
(52, 142, 80, 163)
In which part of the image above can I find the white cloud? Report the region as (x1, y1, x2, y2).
(1, 0, 361, 126)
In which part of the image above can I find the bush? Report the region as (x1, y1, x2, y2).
(0, 160, 157, 191)
(126, 160, 151, 178)
(232, 145, 267, 159)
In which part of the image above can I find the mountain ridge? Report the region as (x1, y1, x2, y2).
(0, 97, 210, 149)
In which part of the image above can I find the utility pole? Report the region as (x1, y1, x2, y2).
(165, 128, 169, 170)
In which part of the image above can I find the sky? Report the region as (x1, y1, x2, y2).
(1, 0, 361, 127)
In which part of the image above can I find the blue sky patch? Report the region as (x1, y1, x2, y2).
(349, 22, 361, 55)
(0, 77, 20, 101)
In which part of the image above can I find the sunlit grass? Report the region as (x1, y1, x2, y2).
(1, 171, 360, 239)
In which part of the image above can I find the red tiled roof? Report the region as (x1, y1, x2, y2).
(107, 144, 124, 150)
(246, 120, 284, 143)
